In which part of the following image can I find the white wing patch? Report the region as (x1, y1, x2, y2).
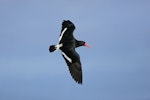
(55, 43, 63, 50)
(59, 28, 67, 42)
(61, 51, 72, 63)
(59, 27, 72, 63)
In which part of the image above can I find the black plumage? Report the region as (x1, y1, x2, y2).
(49, 20, 90, 84)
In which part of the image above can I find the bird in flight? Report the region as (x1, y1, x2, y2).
(49, 20, 90, 84)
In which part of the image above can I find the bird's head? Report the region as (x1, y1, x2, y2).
(76, 41, 91, 48)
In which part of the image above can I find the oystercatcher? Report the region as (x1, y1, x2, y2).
(49, 20, 90, 84)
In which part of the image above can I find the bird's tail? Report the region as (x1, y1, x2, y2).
(49, 45, 56, 52)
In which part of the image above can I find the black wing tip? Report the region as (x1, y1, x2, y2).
(62, 20, 75, 29)
(71, 74, 82, 84)
(69, 65, 83, 85)
(75, 80, 82, 84)
(73, 74, 82, 84)
(63, 20, 71, 23)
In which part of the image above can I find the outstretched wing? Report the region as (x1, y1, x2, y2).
(61, 50, 82, 84)
(59, 20, 76, 43)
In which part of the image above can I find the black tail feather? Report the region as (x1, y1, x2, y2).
(49, 45, 56, 52)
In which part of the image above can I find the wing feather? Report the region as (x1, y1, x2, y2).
(61, 50, 82, 84)
(59, 20, 75, 44)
